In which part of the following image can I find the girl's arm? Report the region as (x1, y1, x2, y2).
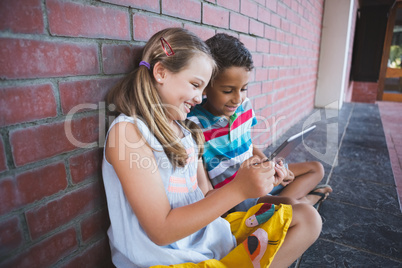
(106, 122, 275, 246)
(196, 159, 214, 196)
(252, 145, 267, 160)
(252, 145, 287, 185)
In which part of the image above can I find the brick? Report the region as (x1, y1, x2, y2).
(61, 237, 112, 268)
(268, 68, 279, 80)
(102, 44, 143, 75)
(262, 81, 273, 93)
(264, 25, 276, 39)
(203, 4, 229, 28)
(0, 137, 7, 172)
(247, 83, 261, 97)
(240, 0, 257, 17)
(184, 24, 216, 41)
(0, 178, 20, 216)
(59, 78, 120, 114)
(26, 182, 103, 239)
(2, 228, 77, 268)
(281, 19, 290, 32)
(47, 0, 130, 40)
(133, 13, 182, 41)
(258, 6, 271, 24)
(251, 53, 263, 67)
(216, 28, 236, 36)
(239, 34, 257, 52)
(0, 216, 23, 255)
(250, 19, 264, 37)
(271, 13, 281, 28)
(0, 0, 44, 34)
(276, 30, 285, 42)
(0, 38, 99, 79)
(69, 149, 102, 184)
(101, 0, 160, 12)
(0, 84, 57, 127)
(10, 115, 99, 166)
(80, 208, 110, 242)
(16, 162, 67, 205)
(277, 2, 287, 18)
(255, 68, 268, 82)
(270, 41, 280, 54)
(266, 0, 277, 12)
(257, 38, 270, 53)
(255, 94, 272, 110)
(162, 0, 201, 22)
(217, 0, 240, 12)
(230, 12, 249, 34)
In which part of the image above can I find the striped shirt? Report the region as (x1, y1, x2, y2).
(187, 98, 257, 188)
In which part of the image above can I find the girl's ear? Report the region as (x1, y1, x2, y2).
(153, 62, 166, 84)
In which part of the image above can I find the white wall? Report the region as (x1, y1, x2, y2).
(315, 0, 355, 109)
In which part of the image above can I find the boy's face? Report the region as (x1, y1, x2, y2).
(203, 66, 250, 118)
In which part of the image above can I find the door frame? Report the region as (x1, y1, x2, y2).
(377, 0, 402, 101)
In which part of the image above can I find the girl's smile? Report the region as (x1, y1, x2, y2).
(155, 55, 213, 121)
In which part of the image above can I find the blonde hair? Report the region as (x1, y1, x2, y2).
(107, 28, 216, 168)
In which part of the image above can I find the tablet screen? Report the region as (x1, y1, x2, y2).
(268, 125, 316, 160)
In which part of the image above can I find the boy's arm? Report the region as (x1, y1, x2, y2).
(197, 159, 214, 196)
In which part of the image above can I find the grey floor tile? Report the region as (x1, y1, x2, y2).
(332, 157, 394, 185)
(299, 239, 402, 267)
(338, 144, 390, 164)
(341, 131, 388, 149)
(328, 174, 400, 214)
(318, 201, 402, 260)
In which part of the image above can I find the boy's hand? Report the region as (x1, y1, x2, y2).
(273, 160, 288, 186)
(281, 169, 294, 187)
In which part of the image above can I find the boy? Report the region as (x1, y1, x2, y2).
(188, 33, 332, 211)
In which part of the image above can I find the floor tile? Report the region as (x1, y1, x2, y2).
(338, 144, 390, 165)
(328, 174, 400, 214)
(318, 201, 402, 260)
(299, 239, 402, 267)
(332, 157, 394, 185)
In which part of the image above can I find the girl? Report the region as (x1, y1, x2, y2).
(103, 27, 321, 267)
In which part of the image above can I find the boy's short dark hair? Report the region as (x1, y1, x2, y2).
(205, 33, 254, 72)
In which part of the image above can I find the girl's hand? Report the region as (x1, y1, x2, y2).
(281, 169, 295, 187)
(233, 155, 276, 199)
(273, 160, 288, 186)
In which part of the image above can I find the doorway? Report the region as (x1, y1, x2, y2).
(378, 0, 402, 102)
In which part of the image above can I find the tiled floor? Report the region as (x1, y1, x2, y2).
(264, 102, 402, 267)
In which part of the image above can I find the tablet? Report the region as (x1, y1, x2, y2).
(268, 125, 316, 160)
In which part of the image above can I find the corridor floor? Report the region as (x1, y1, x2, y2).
(264, 102, 402, 267)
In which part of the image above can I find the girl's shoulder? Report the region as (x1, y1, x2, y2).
(107, 114, 163, 150)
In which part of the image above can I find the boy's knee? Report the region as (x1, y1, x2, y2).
(310, 161, 325, 178)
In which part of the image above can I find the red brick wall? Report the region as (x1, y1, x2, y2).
(351, 81, 379, 103)
(0, 0, 324, 266)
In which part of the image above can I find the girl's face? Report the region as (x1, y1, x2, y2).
(203, 66, 250, 118)
(157, 55, 213, 122)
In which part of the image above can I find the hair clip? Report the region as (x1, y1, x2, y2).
(160, 37, 175, 56)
